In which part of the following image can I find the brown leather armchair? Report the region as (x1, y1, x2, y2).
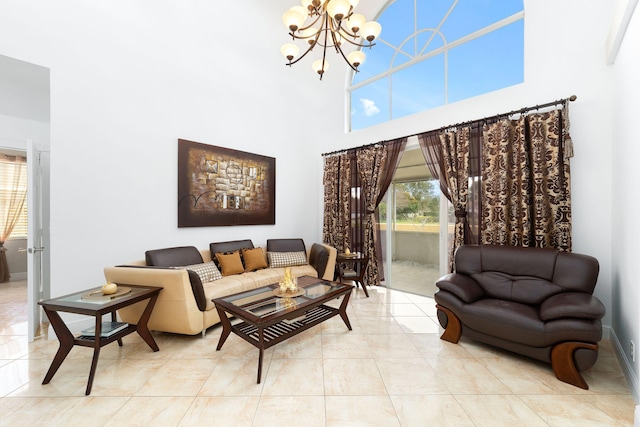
(435, 244, 605, 389)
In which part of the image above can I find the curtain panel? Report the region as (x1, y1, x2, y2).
(481, 110, 572, 251)
(353, 138, 406, 286)
(322, 154, 352, 252)
(322, 138, 406, 288)
(0, 154, 28, 283)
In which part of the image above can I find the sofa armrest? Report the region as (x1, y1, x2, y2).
(539, 292, 606, 321)
(310, 243, 337, 281)
(436, 273, 485, 303)
(104, 265, 207, 335)
(113, 265, 207, 311)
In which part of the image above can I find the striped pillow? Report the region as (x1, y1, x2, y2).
(267, 251, 308, 268)
(177, 261, 222, 282)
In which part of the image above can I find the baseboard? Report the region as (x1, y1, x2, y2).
(609, 327, 640, 403)
(10, 272, 27, 281)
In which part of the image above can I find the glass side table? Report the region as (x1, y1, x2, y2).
(38, 284, 162, 395)
(335, 252, 370, 297)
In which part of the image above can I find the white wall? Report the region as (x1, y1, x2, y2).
(611, 0, 640, 401)
(0, 0, 332, 298)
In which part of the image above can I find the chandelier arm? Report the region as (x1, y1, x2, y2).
(294, 13, 323, 35)
(286, 42, 317, 66)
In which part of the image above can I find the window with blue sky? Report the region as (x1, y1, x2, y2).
(349, 0, 524, 131)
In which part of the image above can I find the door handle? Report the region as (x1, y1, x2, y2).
(28, 247, 45, 254)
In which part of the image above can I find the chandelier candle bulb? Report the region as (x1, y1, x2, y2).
(327, 0, 350, 20)
(282, 8, 306, 32)
(281, 43, 300, 61)
(347, 50, 365, 68)
(362, 21, 382, 42)
(347, 13, 366, 33)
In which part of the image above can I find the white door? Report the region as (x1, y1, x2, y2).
(27, 140, 50, 342)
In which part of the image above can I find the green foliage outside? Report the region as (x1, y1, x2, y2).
(379, 180, 440, 225)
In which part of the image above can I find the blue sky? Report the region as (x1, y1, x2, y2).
(350, 0, 524, 130)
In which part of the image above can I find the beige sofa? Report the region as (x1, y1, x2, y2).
(104, 239, 336, 336)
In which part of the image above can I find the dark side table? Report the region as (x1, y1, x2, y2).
(38, 284, 161, 395)
(335, 252, 370, 297)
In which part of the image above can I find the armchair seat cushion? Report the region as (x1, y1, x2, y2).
(463, 298, 603, 347)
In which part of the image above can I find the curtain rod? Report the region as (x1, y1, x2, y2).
(429, 94, 577, 135)
(321, 95, 576, 158)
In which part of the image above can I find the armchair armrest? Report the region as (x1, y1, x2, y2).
(436, 273, 485, 303)
(539, 292, 606, 321)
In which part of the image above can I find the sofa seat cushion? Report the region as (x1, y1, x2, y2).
(463, 299, 603, 347)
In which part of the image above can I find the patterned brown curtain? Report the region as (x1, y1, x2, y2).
(418, 128, 471, 271)
(354, 138, 407, 286)
(322, 153, 352, 252)
(0, 154, 28, 283)
(481, 110, 572, 251)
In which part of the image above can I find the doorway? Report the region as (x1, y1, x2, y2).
(0, 54, 51, 342)
(378, 145, 449, 297)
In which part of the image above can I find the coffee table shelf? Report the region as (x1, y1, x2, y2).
(234, 305, 336, 345)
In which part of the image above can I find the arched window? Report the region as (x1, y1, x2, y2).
(349, 0, 524, 131)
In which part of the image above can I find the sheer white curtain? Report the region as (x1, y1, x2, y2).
(0, 154, 28, 282)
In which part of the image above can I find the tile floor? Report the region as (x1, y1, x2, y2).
(0, 280, 636, 426)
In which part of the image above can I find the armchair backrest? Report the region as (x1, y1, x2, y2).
(454, 245, 599, 305)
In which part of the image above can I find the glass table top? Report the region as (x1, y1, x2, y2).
(220, 280, 349, 319)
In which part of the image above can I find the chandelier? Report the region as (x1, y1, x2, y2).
(280, 0, 382, 80)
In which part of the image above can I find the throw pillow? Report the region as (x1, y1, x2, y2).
(242, 247, 268, 272)
(175, 261, 222, 282)
(267, 251, 308, 268)
(215, 251, 245, 276)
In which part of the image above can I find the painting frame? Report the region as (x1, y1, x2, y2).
(177, 139, 276, 227)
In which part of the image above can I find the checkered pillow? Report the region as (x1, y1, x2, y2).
(267, 251, 308, 268)
(177, 261, 222, 282)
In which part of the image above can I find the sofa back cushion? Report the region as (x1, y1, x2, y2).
(210, 239, 254, 255)
(145, 246, 203, 267)
(267, 238, 306, 253)
(455, 245, 599, 305)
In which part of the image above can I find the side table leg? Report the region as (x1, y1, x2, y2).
(135, 294, 159, 352)
(41, 309, 74, 385)
(215, 305, 231, 351)
(338, 291, 353, 330)
(85, 347, 101, 395)
(111, 311, 123, 347)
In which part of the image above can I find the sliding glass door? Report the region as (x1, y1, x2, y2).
(378, 147, 449, 297)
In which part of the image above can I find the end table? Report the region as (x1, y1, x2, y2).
(38, 284, 162, 395)
(335, 252, 370, 297)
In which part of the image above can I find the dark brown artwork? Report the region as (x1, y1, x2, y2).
(178, 139, 275, 227)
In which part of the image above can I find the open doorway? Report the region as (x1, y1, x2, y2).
(378, 145, 449, 297)
(0, 54, 50, 342)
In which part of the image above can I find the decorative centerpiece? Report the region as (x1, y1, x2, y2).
(274, 267, 304, 297)
(101, 282, 118, 295)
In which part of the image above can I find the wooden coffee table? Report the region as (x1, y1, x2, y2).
(213, 276, 353, 383)
(38, 284, 162, 395)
